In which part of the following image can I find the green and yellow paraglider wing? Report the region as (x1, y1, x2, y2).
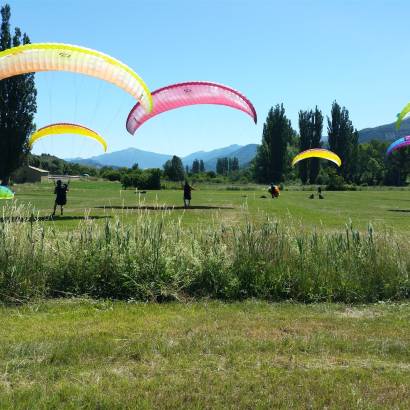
(0, 43, 152, 113)
(0, 186, 14, 200)
(29, 123, 108, 152)
(396, 102, 410, 130)
(292, 148, 342, 167)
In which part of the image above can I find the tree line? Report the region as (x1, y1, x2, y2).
(254, 102, 410, 187)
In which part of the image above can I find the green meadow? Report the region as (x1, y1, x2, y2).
(6, 180, 410, 233)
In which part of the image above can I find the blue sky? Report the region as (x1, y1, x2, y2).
(6, 0, 410, 158)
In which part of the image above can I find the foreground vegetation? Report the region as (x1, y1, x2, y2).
(1, 199, 408, 304)
(1, 300, 409, 409)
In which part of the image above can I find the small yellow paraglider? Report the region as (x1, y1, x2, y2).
(29, 123, 108, 152)
(291, 148, 342, 167)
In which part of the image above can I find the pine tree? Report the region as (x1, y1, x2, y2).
(199, 159, 205, 172)
(254, 104, 293, 183)
(0, 4, 37, 185)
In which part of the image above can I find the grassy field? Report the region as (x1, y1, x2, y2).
(5, 180, 410, 232)
(0, 299, 409, 409)
(1, 181, 409, 408)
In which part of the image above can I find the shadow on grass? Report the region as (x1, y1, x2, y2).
(0, 215, 112, 223)
(387, 209, 410, 213)
(94, 205, 234, 211)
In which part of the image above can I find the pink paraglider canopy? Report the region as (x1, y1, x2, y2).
(126, 81, 257, 135)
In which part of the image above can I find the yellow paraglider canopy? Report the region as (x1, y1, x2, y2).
(292, 148, 341, 167)
(29, 123, 108, 152)
(0, 43, 153, 112)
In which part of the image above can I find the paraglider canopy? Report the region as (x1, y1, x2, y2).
(396, 103, 410, 130)
(0, 186, 14, 200)
(0, 43, 153, 112)
(29, 123, 108, 152)
(126, 81, 257, 135)
(292, 148, 342, 167)
(386, 136, 410, 156)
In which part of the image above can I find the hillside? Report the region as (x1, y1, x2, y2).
(182, 144, 242, 166)
(67, 144, 258, 171)
(69, 148, 173, 169)
(358, 117, 410, 143)
(204, 144, 258, 170)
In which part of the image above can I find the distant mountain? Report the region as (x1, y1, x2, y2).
(68, 157, 105, 168)
(182, 144, 242, 166)
(358, 117, 410, 143)
(204, 144, 258, 170)
(68, 148, 172, 169)
(67, 144, 258, 171)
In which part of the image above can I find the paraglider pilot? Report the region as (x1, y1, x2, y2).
(183, 181, 195, 208)
(268, 183, 280, 198)
(52, 180, 69, 216)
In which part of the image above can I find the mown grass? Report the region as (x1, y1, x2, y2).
(0, 203, 408, 304)
(0, 299, 409, 409)
(6, 180, 410, 232)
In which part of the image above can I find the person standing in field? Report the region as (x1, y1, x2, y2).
(183, 181, 194, 208)
(268, 183, 280, 199)
(52, 180, 69, 216)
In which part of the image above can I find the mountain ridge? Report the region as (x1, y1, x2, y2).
(67, 118, 409, 170)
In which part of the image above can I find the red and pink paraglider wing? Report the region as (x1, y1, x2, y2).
(126, 81, 257, 135)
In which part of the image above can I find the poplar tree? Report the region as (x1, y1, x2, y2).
(0, 4, 37, 185)
(309, 107, 323, 184)
(327, 101, 357, 182)
(298, 110, 312, 184)
(254, 104, 293, 182)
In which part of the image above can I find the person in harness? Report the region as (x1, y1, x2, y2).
(183, 180, 194, 208)
(52, 180, 69, 216)
(268, 183, 280, 199)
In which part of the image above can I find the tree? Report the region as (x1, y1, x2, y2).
(309, 107, 323, 184)
(231, 157, 239, 171)
(216, 158, 227, 175)
(254, 104, 293, 183)
(191, 159, 200, 174)
(327, 101, 357, 182)
(199, 159, 205, 172)
(384, 147, 410, 186)
(163, 155, 185, 181)
(0, 4, 37, 185)
(298, 110, 312, 184)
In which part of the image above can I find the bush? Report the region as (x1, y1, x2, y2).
(326, 169, 346, 191)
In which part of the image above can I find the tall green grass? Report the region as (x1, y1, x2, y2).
(0, 204, 408, 304)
